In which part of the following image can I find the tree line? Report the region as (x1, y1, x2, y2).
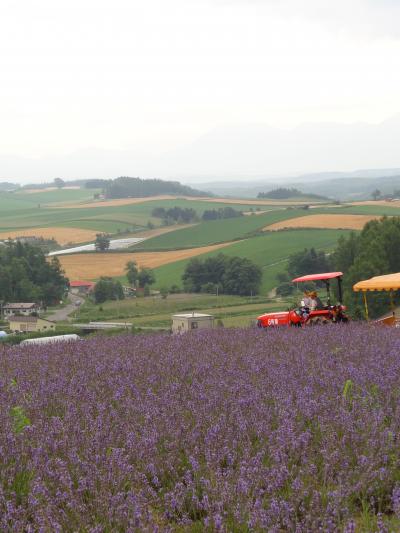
(257, 187, 327, 200)
(0, 241, 68, 305)
(182, 254, 262, 296)
(201, 207, 243, 220)
(85, 177, 209, 199)
(151, 206, 198, 224)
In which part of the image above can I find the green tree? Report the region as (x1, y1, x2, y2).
(125, 261, 139, 287)
(137, 267, 155, 288)
(95, 233, 110, 252)
(276, 282, 294, 297)
(371, 189, 381, 201)
(221, 257, 262, 296)
(53, 177, 65, 189)
(287, 248, 331, 279)
(160, 287, 169, 299)
(0, 241, 68, 305)
(94, 277, 124, 304)
(182, 254, 262, 296)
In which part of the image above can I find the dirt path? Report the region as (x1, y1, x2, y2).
(46, 292, 83, 322)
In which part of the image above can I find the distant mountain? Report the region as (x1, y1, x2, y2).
(193, 173, 400, 201)
(1, 115, 400, 182)
(159, 115, 400, 179)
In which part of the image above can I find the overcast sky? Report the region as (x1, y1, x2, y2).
(1, 0, 400, 180)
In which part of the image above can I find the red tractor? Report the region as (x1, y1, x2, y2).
(257, 272, 349, 328)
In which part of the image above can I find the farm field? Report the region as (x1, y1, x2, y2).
(57, 242, 235, 279)
(0, 193, 283, 235)
(319, 204, 400, 216)
(3, 326, 400, 530)
(351, 199, 400, 207)
(133, 208, 309, 250)
(265, 213, 382, 231)
(2, 188, 399, 247)
(74, 292, 282, 326)
(151, 228, 351, 294)
(15, 187, 101, 205)
(0, 227, 100, 245)
(57, 194, 329, 209)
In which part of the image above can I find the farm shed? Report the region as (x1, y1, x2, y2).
(8, 316, 56, 334)
(70, 281, 95, 295)
(172, 313, 214, 334)
(2, 302, 41, 317)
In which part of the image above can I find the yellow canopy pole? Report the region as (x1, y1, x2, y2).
(363, 291, 369, 321)
(390, 290, 395, 315)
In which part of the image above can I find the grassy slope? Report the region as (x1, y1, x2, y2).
(0, 194, 281, 234)
(133, 209, 310, 250)
(15, 188, 102, 204)
(9, 191, 397, 238)
(76, 293, 286, 327)
(315, 205, 400, 216)
(152, 228, 351, 294)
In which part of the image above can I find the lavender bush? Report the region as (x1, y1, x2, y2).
(1, 325, 400, 531)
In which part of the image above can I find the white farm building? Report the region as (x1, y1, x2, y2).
(171, 313, 214, 334)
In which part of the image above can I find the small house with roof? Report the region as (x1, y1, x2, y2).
(8, 316, 56, 333)
(2, 302, 41, 317)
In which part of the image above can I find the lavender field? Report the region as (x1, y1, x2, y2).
(1, 326, 400, 531)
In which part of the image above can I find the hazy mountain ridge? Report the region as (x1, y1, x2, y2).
(1, 115, 400, 184)
(193, 172, 400, 200)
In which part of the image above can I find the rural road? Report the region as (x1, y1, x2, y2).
(47, 292, 84, 322)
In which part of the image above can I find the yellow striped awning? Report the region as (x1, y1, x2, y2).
(353, 273, 400, 292)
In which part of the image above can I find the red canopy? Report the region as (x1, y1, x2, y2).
(292, 272, 343, 283)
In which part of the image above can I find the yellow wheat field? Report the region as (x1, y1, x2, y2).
(58, 242, 233, 280)
(264, 214, 383, 231)
(350, 200, 400, 207)
(0, 227, 99, 245)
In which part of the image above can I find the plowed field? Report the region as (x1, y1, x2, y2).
(264, 214, 381, 231)
(0, 227, 99, 245)
(58, 242, 233, 279)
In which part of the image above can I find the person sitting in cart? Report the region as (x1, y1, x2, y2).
(310, 291, 324, 310)
(300, 290, 312, 317)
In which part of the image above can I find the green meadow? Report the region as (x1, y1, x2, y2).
(152, 228, 351, 294)
(74, 292, 286, 327)
(0, 193, 285, 234)
(132, 208, 310, 250)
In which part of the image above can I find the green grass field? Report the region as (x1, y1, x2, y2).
(132, 208, 311, 250)
(151, 228, 351, 294)
(75, 292, 287, 327)
(2, 188, 400, 238)
(15, 188, 101, 205)
(316, 205, 400, 216)
(0, 194, 286, 235)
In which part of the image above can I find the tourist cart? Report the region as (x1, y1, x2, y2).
(257, 272, 348, 328)
(353, 272, 400, 325)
